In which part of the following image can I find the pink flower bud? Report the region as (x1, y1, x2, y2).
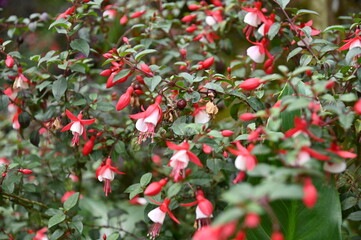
(303, 178, 317, 208)
(239, 78, 263, 91)
(83, 136, 96, 156)
(120, 15, 128, 25)
(103, 234, 107, 240)
(5, 55, 14, 68)
(220, 130, 234, 137)
(202, 144, 212, 154)
(201, 57, 214, 69)
(186, 25, 197, 33)
(116, 86, 134, 111)
(181, 14, 197, 22)
(18, 169, 33, 175)
(144, 178, 168, 196)
(140, 63, 152, 74)
(188, 4, 201, 10)
(325, 80, 335, 89)
(239, 113, 257, 121)
(130, 10, 146, 18)
(244, 213, 260, 228)
(2, 173, 6, 177)
(180, 49, 187, 57)
(100, 69, 112, 76)
(271, 231, 284, 240)
(223, 151, 228, 158)
(123, 37, 129, 44)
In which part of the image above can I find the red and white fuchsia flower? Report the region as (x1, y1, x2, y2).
(242, 2, 265, 27)
(61, 109, 95, 146)
(192, 103, 210, 124)
(147, 198, 180, 239)
(32, 227, 48, 240)
(338, 29, 361, 51)
(166, 141, 203, 182)
(228, 142, 257, 184)
(129, 95, 162, 143)
(96, 157, 125, 196)
(180, 189, 213, 229)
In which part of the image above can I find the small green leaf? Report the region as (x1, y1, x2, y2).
(167, 183, 182, 198)
(140, 173, 152, 187)
(268, 22, 280, 40)
(275, 0, 290, 9)
(179, 72, 194, 83)
(144, 75, 162, 91)
(203, 82, 224, 93)
(296, 9, 319, 16)
(287, 47, 303, 61)
(135, 49, 157, 62)
(113, 69, 131, 82)
(108, 233, 120, 240)
(345, 47, 361, 64)
(0, 95, 9, 111)
(347, 211, 361, 221)
(48, 213, 66, 229)
(63, 192, 80, 211)
(207, 159, 223, 173)
(52, 77, 67, 101)
(50, 229, 64, 240)
(70, 38, 90, 57)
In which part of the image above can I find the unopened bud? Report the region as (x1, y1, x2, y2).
(18, 169, 33, 175)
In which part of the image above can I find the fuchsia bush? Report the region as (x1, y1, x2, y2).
(0, 0, 361, 239)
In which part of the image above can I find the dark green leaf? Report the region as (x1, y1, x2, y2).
(287, 47, 303, 61)
(203, 82, 224, 93)
(135, 49, 157, 62)
(52, 77, 67, 101)
(345, 47, 361, 64)
(50, 229, 64, 240)
(268, 22, 281, 40)
(167, 183, 182, 198)
(63, 192, 80, 211)
(70, 39, 90, 57)
(347, 211, 361, 221)
(140, 173, 152, 187)
(48, 213, 66, 229)
(275, 0, 290, 9)
(144, 76, 162, 92)
(18, 112, 31, 129)
(30, 130, 40, 147)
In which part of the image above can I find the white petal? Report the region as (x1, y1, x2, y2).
(349, 39, 361, 50)
(148, 207, 166, 224)
(247, 46, 265, 63)
(296, 151, 310, 166)
(136, 197, 147, 205)
(70, 121, 83, 135)
(235, 155, 247, 171)
(13, 77, 29, 89)
(205, 16, 216, 26)
(195, 110, 210, 124)
(144, 109, 160, 126)
(196, 206, 213, 219)
(244, 12, 261, 27)
(323, 161, 346, 173)
(135, 118, 148, 132)
(170, 150, 190, 167)
(257, 23, 265, 36)
(100, 168, 114, 181)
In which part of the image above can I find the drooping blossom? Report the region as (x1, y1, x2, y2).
(11, 68, 31, 89)
(192, 103, 210, 124)
(300, 146, 330, 161)
(303, 177, 317, 208)
(242, 2, 265, 27)
(292, 20, 321, 47)
(129, 95, 162, 143)
(180, 189, 213, 229)
(326, 143, 357, 159)
(144, 178, 168, 196)
(129, 195, 147, 205)
(96, 157, 125, 196)
(227, 142, 257, 183)
(246, 38, 273, 64)
(56, 6, 76, 20)
(323, 161, 347, 173)
(147, 198, 180, 239)
(257, 13, 275, 36)
(284, 117, 324, 142)
(338, 29, 361, 51)
(166, 141, 203, 182)
(61, 109, 95, 146)
(32, 227, 48, 240)
(103, 5, 117, 19)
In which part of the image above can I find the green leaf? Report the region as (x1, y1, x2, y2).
(167, 183, 182, 198)
(18, 112, 31, 129)
(50, 229, 64, 240)
(207, 158, 223, 173)
(339, 112, 354, 130)
(345, 47, 361, 64)
(275, 0, 290, 9)
(113, 69, 131, 82)
(144, 75, 162, 92)
(135, 49, 157, 62)
(70, 39, 90, 57)
(63, 192, 80, 211)
(342, 197, 358, 210)
(296, 9, 319, 16)
(203, 82, 224, 93)
(108, 233, 120, 240)
(0, 95, 9, 111)
(247, 180, 342, 240)
(268, 22, 281, 40)
(179, 72, 194, 83)
(140, 173, 152, 187)
(324, 25, 346, 32)
(213, 208, 244, 225)
(287, 47, 303, 61)
(52, 77, 67, 101)
(347, 211, 361, 221)
(48, 213, 66, 229)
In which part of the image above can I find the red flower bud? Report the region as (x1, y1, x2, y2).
(116, 86, 134, 111)
(271, 232, 284, 240)
(181, 14, 197, 22)
(201, 57, 215, 69)
(120, 15, 128, 25)
(188, 4, 201, 10)
(223, 151, 228, 158)
(103, 234, 107, 240)
(180, 49, 187, 57)
(303, 178, 317, 208)
(306, 69, 313, 77)
(140, 63, 152, 74)
(2, 173, 6, 177)
(18, 169, 33, 175)
(202, 144, 212, 154)
(354, 99, 361, 114)
(239, 78, 263, 91)
(100, 69, 112, 76)
(325, 80, 335, 89)
(186, 25, 197, 33)
(130, 10, 146, 19)
(239, 113, 257, 121)
(5, 55, 14, 68)
(144, 178, 168, 196)
(244, 213, 260, 228)
(220, 130, 234, 137)
(83, 136, 96, 156)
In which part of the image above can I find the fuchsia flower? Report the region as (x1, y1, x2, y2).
(292, 20, 321, 47)
(103, 5, 117, 19)
(129, 95, 162, 143)
(338, 29, 361, 51)
(61, 109, 95, 146)
(166, 141, 203, 182)
(242, 2, 266, 27)
(303, 178, 317, 208)
(180, 189, 213, 229)
(244, 213, 261, 228)
(284, 117, 324, 142)
(257, 13, 275, 36)
(227, 141, 257, 184)
(192, 103, 210, 124)
(56, 6, 76, 20)
(32, 227, 48, 240)
(197, 57, 215, 70)
(130, 10, 146, 19)
(147, 198, 180, 239)
(246, 38, 272, 63)
(11, 68, 31, 89)
(326, 143, 357, 158)
(96, 157, 125, 197)
(82, 135, 96, 155)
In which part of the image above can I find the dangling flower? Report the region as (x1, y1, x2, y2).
(96, 157, 125, 196)
(32, 227, 48, 240)
(166, 141, 203, 182)
(284, 117, 324, 142)
(323, 161, 346, 173)
(147, 198, 180, 239)
(129, 95, 162, 143)
(244, 213, 260, 228)
(180, 189, 213, 229)
(192, 221, 237, 240)
(12, 68, 31, 89)
(242, 2, 265, 27)
(192, 103, 210, 124)
(257, 13, 275, 36)
(103, 5, 117, 20)
(56, 6, 76, 20)
(227, 142, 257, 184)
(338, 29, 361, 51)
(246, 38, 272, 64)
(292, 20, 320, 47)
(61, 109, 95, 146)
